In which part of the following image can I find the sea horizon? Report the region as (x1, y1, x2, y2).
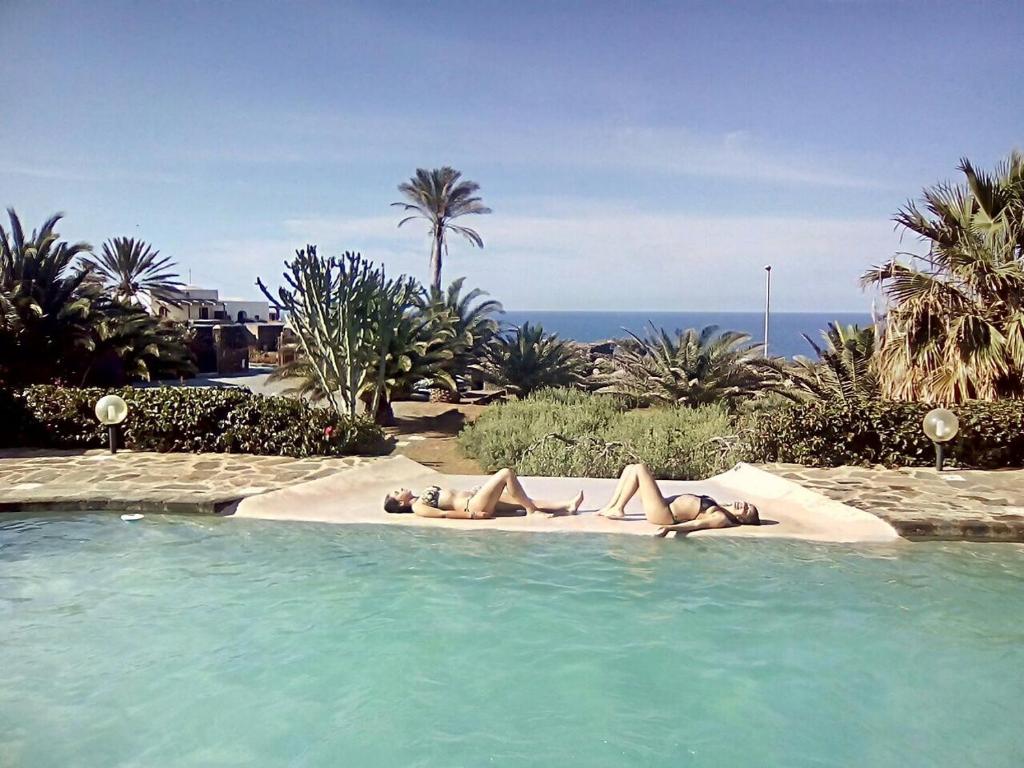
(501, 310, 873, 359)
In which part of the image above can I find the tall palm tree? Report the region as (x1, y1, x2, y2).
(392, 167, 492, 290)
(87, 237, 184, 306)
(862, 152, 1024, 402)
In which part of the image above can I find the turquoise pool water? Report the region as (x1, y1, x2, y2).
(2, 515, 1023, 767)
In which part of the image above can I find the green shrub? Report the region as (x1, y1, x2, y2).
(747, 399, 1024, 468)
(458, 388, 743, 479)
(0, 385, 385, 457)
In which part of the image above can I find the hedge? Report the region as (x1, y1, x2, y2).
(458, 388, 745, 479)
(0, 385, 385, 457)
(747, 399, 1024, 469)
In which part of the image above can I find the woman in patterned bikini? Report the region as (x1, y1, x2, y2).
(384, 468, 584, 519)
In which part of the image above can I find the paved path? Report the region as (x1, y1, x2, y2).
(762, 463, 1024, 541)
(387, 401, 486, 474)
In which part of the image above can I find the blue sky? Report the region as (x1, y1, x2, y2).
(3, 1, 1022, 311)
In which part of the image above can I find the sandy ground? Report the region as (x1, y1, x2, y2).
(231, 456, 898, 543)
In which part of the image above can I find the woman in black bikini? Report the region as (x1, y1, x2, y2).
(595, 463, 760, 536)
(384, 467, 584, 519)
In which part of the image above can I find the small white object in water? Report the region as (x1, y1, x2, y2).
(120, 513, 145, 522)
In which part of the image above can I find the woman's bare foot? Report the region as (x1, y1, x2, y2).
(596, 506, 626, 519)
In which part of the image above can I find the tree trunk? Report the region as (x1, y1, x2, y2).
(430, 229, 443, 290)
(360, 390, 396, 426)
(374, 396, 395, 426)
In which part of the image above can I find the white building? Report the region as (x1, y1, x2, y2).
(151, 286, 279, 323)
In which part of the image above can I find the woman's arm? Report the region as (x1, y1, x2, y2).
(411, 501, 478, 519)
(654, 511, 731, 537)
(411, 501, 448, 518)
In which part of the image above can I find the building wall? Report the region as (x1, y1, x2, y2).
(148, 287, 278, 324)
(245, 322, 286, 351)
(182, 287, 219, 301)
(153, 301, 220, 322)
(222, 299, 274, 323)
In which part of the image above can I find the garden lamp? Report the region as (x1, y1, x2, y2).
(922, 407, 959, 471)
(95, 395, 129, 454)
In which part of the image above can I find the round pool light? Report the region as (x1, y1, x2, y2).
(94, 395, 129, 454)
(922, 407, 959, 471)
(95, 395, 129, 426)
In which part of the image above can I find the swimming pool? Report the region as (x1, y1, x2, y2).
(2, 514, 1022, 767)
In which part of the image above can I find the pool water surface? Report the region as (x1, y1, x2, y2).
(2, 514, 1022, 767)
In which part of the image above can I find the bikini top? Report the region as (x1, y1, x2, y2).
(691, 495, 741, 526)
(420, 485, 442, 508)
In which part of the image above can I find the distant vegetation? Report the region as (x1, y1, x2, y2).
(473, 322, 586, 397)
(0, 209, 194, 387)
(595, 324, 781, 409)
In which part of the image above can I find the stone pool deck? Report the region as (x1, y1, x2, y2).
(232, 457, 898, 542)
(0, 449, 1022, 542)
(0, 449, 374, 514)
(761, 463, 1024, 542)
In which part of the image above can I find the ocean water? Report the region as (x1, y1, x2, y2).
(3, 514, 1023, 768)
(502, 311, 872, 358)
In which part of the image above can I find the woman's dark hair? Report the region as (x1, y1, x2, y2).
(744, 504, 762, 526)
(383, 495, 413, 514)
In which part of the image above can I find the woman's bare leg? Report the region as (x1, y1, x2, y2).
(468, 468, 541, 517)
(502, 490, 584, 515)
(597, 464, 673, 524)
(596, 465, 640, 518)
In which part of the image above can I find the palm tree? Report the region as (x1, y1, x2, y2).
(862, 152, 1024, 402)
(357, 304, 460, 424)
(392, 167, 492, 290)
(475, 322, 586, 397)
(420, 277, 503, 400)
(598, 324, 775, 409)
(0, 210, 194, 387)
(87, 237, 184, 305)
(78, 298, 196, 385)
(765, 323, 879, 405)
(0, 209, 95, 384)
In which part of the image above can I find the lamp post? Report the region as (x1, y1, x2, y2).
(922, 407, 959, 471)
(95, 395, 129, 454)
(763, 265, 772, 357)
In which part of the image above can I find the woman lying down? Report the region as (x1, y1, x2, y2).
(384, 467, 584, 519)
(385, 464, 759, 536)
(596, 463, 761, 536)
